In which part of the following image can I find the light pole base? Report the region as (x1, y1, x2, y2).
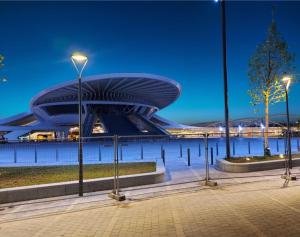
(109, 192, 126, 201)
(281, 174, 297, 181)
(202, 180, 218, 187)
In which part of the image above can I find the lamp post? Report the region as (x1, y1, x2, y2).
(71, 53, 88, 196)
(281, 76, 297, 185)
(216, 0, 231, 159)
(282, 76, 292, 170)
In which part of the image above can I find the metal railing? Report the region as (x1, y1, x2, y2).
(1, 132, 299, 198)
(1, 132, 299, 166)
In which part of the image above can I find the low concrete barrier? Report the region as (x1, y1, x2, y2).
(0, 163, 165, 204)
(216, 157, 300, 173)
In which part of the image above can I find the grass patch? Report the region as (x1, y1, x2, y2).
(225, 154, 300, 163)
(0, 162, 156, 189)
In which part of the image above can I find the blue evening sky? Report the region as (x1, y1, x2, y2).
(0, 1, 300, 124)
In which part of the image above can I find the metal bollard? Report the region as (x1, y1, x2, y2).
(141, 144, 144, 160)
(204, 134, 209, 182)
(216, 143, 219, 156)
(187, 148, 190, 166)
(248, 141, 251, 154)
(180, 144, 182, 158)
(162, 149, 165, 166)
(276, 140, 279, 152)
(210, 147, 214, 165)
(99, 145, 102, 161)
(120, 145, 123, 161)
(232, 141, 235, 156)
(34, 145, 37, 163)
(198, 143, 201, 157)
(56, 148, 59, 162)
(14, 147, 17, 163)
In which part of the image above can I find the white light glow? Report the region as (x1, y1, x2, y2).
(71, 52, 88, 77)
(282, 76, 292, 90)
(71, 53, 88, 63)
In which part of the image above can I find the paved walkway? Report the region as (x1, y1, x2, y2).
(1, 168, 300, 237)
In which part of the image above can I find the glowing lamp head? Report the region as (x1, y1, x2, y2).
(238, 125, 243, 132)
(71, 53, 88, 63)
(71, 52, 88, 77)
(219, 126, 224, 132)
(260, 123, 265, 130)
(282, 76, 292, 91)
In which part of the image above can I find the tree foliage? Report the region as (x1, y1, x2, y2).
(248, 22, 295, 108)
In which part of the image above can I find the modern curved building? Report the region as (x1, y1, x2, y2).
(0, 73, 182, 140)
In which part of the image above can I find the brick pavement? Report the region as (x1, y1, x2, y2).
(1, 176, 300, 237)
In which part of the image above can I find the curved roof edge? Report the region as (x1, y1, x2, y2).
(30, 73, 182, 108)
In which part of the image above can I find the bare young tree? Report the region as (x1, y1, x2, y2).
(248, 21, 295, 155)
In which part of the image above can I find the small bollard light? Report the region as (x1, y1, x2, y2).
(120, 145, 123, 161)
(180, 144, 183, 158)
(98, 145, 102, 161)
(198, 143, 201, 157)
(56, 148, 59, 162)
(34, 145, 38, 163)
(187, 148, 191, 166)
(248, 141, 251, 154)
(141, 144, 144, 160)
(14, 147, 17, 163)
(232, 141, 235, 156)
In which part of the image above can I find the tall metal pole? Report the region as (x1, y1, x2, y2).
(285, 88, 292, 169)
(221, 0, 231, 159)
(71, 53, 88, 197)
(78, 76, 83, 196)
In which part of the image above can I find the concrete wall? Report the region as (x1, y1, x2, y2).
(216, 158, 300, 173)
(0, 164, 165, 204)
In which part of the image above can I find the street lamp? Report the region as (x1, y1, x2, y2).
(71, 52, 88, 197)
(281, 76, 296, 183)
(216, 0, 231, 159)
(282, 76, 292, 168)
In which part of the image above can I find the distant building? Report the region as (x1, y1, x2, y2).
(169, 115, 300, 137)
(0, 73, 183, 141)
